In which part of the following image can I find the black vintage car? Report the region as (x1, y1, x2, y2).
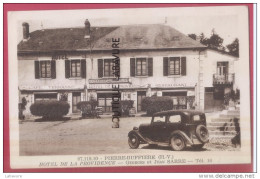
(128, 110, 209, 151)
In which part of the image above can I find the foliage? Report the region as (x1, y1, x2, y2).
(77, 100, 98, 118)
(119, 100, 134, 116)
(30, 100, 70, 119)
(188, 34, 197, 40)
(223, 89, 240, 107)
(59, 93, 68, 101)
(186, 96, 195, 109)
(18, 97, 27, 120)
(199, 30, 224, 50)
(226, 38, 239, 57)
(142, 96, 173, 116)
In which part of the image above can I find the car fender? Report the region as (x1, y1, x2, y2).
(170, 130, 193, 145)
(128, 130, 146, 143)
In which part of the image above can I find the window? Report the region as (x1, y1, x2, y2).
(65, 59, 86, 79)
(153, 116, 166, 123)
(136, 58, 147, 76)
(71, 60, 81, 77)
(163, 57, 186, 76)
(193, 115, 201, 121)
(130, 58, 153, 77)
(104, 59, 114, 77)
(34, 93, 57, 102)
(35, 60, 56, 79)
(168, 115, 182, 123)
(169, 57, 180, 75)
(40, 61, 51, 78)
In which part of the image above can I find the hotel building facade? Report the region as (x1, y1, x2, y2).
(18, 20, 239, 116)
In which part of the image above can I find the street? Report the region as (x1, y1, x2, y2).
(19, 116, 239, 156)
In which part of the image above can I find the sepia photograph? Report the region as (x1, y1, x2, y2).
(6, 4, 252, 170)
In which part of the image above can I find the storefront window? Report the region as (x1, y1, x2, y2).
(34, 93, 57, 102)
(97, 93, 113, 112)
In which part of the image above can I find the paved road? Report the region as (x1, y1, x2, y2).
(19, 117, 238, 156)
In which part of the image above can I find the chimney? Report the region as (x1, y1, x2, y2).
(84, 19, 90, 39)
(22, 22, 30, 41)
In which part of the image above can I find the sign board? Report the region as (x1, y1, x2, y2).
(89, 78, 130, 84)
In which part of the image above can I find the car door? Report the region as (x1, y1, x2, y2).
(164, 114, 183, 140)
(150, 116, 167, 142)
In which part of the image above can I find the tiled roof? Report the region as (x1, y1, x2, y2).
(18, 24, 205, 52)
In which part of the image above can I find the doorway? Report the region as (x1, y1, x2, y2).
(137, 91, 146, 112)
(72, 92, 81, 113)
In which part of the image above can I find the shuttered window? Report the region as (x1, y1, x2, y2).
(130, 57, 153, 77)
(65, 59, 86, 78)
(163, 56, 186, 76)
(169, 57, 180, 75)
(40, 61, 51, 78)
(71, 60, 81, 77)
(35, 60, 56, 79)
(104, 59, 114, 77)
(136, 58, 147, 76)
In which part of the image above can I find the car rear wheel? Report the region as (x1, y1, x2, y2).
(170, 134, 186, 151)
(195, 125, 209, 143)
(128, 134, 140, 149)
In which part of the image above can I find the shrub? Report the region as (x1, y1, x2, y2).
(30, 100, 70, 119)
(119, 100, 134, 116)
(77, 100, 98, 118)
(142, 96, 173, 116)
(19, 97, 27, 120)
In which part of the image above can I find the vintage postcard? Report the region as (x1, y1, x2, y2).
(6, 5, 252, 171)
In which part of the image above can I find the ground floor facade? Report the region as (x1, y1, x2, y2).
(19, 82, 234, 117)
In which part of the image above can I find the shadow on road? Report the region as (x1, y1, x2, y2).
(34, 117, 71, 122)
(140, 144, 208, 152)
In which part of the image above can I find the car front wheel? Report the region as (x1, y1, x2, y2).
(170, 134, 186, 151)
(128, 134, 140, 149)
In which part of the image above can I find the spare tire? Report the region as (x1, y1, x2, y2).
(195, 125, 209, 143)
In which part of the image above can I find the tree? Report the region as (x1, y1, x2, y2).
(207, 29, 224, 50)
(226, 38, 239, 57)
(198, 30, 224, 51)
(188, 34, 197, 40)
(199, 33, 208, 45)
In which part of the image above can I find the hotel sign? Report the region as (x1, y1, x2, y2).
(89, 78, 130, 84)
(19, 85, 85, 91)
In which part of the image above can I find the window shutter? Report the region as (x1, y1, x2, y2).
(98, 59, 103, 78)
(34, 61, 40, 79)
(148, 58, 153, 76)
(163, 57, 168, 76)
(51, 60, 56, 79)
(181, 57, 186, 76)
(81, 59, 86, 78)
(65, 60, 70, 78)
(130, 58, 135, 77)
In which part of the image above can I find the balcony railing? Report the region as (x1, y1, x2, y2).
(213, 73, 234, 86)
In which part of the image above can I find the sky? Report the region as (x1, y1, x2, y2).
(11, 6, 247, 46)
